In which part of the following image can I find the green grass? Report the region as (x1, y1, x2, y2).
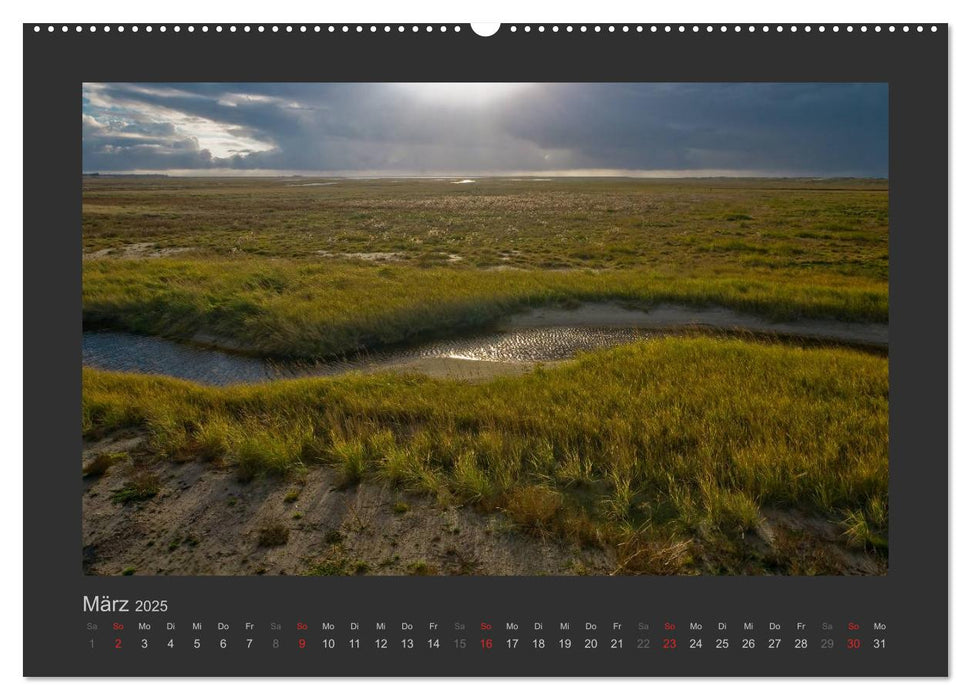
(82, 177, 888, 360)
(82, 177, 889, 574)
(82, 177, 888, 274)
(83, 450, 127, 477)
(407, 561, 438, 576)
(283, 488, 300, 503)
(305, 555, 370, 576)
(82, 259, 886, 360)
(83, 336, 888, 574)
(110, 471, 161, 504)
(257, 521, 290, 547)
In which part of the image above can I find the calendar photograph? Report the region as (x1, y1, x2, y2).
(80, 81, 889, 577)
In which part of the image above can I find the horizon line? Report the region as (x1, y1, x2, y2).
(82, 170, 889, 180)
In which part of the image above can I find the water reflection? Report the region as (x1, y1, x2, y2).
(82, 327, 660, 386)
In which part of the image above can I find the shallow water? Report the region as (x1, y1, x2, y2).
(82, 303, 888, 386)
(82, 327, 659, 386)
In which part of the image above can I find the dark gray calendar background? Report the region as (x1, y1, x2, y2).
(23, 22, 948, 677)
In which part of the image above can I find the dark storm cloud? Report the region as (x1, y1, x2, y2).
(81, 82, 888, 176)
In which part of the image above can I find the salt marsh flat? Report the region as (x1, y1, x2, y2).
(81, 177, 889, 576)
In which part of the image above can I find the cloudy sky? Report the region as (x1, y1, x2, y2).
(82, 82, 888, 177)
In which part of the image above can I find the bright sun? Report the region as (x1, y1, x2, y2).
(397, 83, 530, 105)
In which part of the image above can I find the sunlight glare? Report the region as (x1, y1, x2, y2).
(397, 82, 530, 105)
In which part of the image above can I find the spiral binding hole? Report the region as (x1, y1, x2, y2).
(29, 22, 943, 36)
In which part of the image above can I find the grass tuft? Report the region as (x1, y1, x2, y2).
(257, 520, 290, 547)
(84, 451, 127, 477)
(505, 485, 563, 532)
(110, 470, 161, 504)
(407, 560, 437, 576)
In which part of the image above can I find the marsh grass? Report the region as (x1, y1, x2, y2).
(82, 178, 888, 360)
(81, 178, 889, 573)
(84, 450, 127, 477)
(841, 494, 890, 551)
(505, 485, 564, 533)
(407, 561, 438, 576)
(83, 259, 887, 360)
(257, 520, 290, 547)
(82, 177, 888, 276)
(83, 336, 888, 573)
(305, 556, 370, 576)
(110, 470, 161, 504)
